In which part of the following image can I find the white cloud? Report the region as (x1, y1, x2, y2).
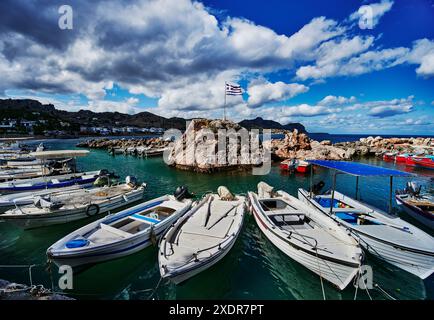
(350, 0, 394, 28)
(247, 80, 308, 108)
(0, 0, 432, 120)
(318, 95, 356, 106)
(368, 104, 413, 117)
(280, 104, 336, 117)
(407, 39, 434, 77)
(297, 46, 408, 80)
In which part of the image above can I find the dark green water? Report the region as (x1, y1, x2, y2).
(0, 138, 433, 300)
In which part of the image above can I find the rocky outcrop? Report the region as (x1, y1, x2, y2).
(77, 137, 170, 151)
(335, 136, 434, 156)
(167, 119, 266, 173)
(0, 279, 73, 300)
(270, 131, 434, 161)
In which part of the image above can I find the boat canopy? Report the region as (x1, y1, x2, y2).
(30, 150, 90, 159)
(306, 160, 413, 177)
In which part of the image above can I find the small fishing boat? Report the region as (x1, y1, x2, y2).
(395, 153, 412, 163)
(280, 159, 296, 171)
(0, 177, 146, 229)
(0, 166, 59, 181)
(396, 182, 434, 230)
(295, 160, 311, 173)
(46, 187, 193, 267)
(159, 186, 246, 284)
(143, 147, 167, 157)
(382, 152, 396, 162)
(248, 182, 362, 290)
(298, 160, 434, 280)
(0, 184, 85, 213)
(411, 156, 434, 170)
(0, 170, 103, 193)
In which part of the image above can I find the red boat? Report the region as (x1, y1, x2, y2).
(382, 152, 396, 162)
(406, 156, 417, 167)
(412, 156, 434, 170)
(295, 160, 311, 173)
(395, 153, 411, 163)
(280, 159, 296, 171)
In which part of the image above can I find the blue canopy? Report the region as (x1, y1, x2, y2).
(306, 160, 413, 177)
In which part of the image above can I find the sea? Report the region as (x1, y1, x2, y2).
(0, 135, 433, 300)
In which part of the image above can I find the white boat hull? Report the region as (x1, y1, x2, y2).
(167, 236, 238, 284)
(250, 202, 359, 291)
(47, 196, 191, 267)
(1, 189, 144, 229)
(298, 189, 434, 280)
(396, 196, 434, 231)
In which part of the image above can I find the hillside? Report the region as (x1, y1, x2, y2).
(0, 99, 307, 134)
(0, 99, 186, 130)
(238, 117, 306, 133)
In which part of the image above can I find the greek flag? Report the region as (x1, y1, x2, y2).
(225, 83, 243, 96)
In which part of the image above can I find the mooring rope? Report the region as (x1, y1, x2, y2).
(374, 283, 396, 300)
(314, 248, 326, 301)
(148, 276, 163, 300)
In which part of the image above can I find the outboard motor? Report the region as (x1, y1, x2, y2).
(406, 181, 421, 197)
(125, 176, 138, 187)
(98, 169, 110, 176)
(94, 175, 110, 187)
(310, 181, 325, 195)
(174, 186, 194, 201)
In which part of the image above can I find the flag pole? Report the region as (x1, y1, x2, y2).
(224, 81, 227, 121)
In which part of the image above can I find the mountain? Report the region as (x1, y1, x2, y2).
(0, 99, 307, 134)
(0, 99, 187, 130)
(238, 117, 306, 133)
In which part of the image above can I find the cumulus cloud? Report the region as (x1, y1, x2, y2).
(247, 80, 308, 108)
(318, 95, 356, 106)
(280, 104, 336, 117)
(0, 0, 432, 120)
(344, 96, 415, 118)
(349, 0, 394, 28)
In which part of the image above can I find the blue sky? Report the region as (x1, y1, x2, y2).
(1, 0, 433, 134)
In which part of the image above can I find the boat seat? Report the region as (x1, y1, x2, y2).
(51, 179, 60, 184)
(335, 212, 358, 224)
(266, 210, 301, 216)
(272, 214, 305, 226)
(131, 214, 160, 224)
(100, 223, 130, 238)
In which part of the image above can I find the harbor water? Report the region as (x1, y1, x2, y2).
(0, 137, 433, 300)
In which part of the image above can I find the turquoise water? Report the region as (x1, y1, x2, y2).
(0, 138, 433, 300)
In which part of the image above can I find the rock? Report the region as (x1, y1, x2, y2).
(167, 119, 267, 172)
(320, 140, 332, 146)
(0, 279, 73, 300)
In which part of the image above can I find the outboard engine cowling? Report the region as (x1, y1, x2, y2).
(407, 181, 421, 197)
(174, 185, 193, 200)
(310, 181, 325, 195)
(125, 176, 138, 187)
(99, 169, 110, 176)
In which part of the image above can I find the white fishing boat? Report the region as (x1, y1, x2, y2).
(46, 187, 193, 267)
(298, 160, 434, 280)
(248, 182, 363, 291)
(0, 166, 58, 181)
(0, 184, 85, 213)
(0, 177, 146, 229)
(159, 186, 246, 284)
(396, 181, 434, 230)
(0, 170, 103, 193)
